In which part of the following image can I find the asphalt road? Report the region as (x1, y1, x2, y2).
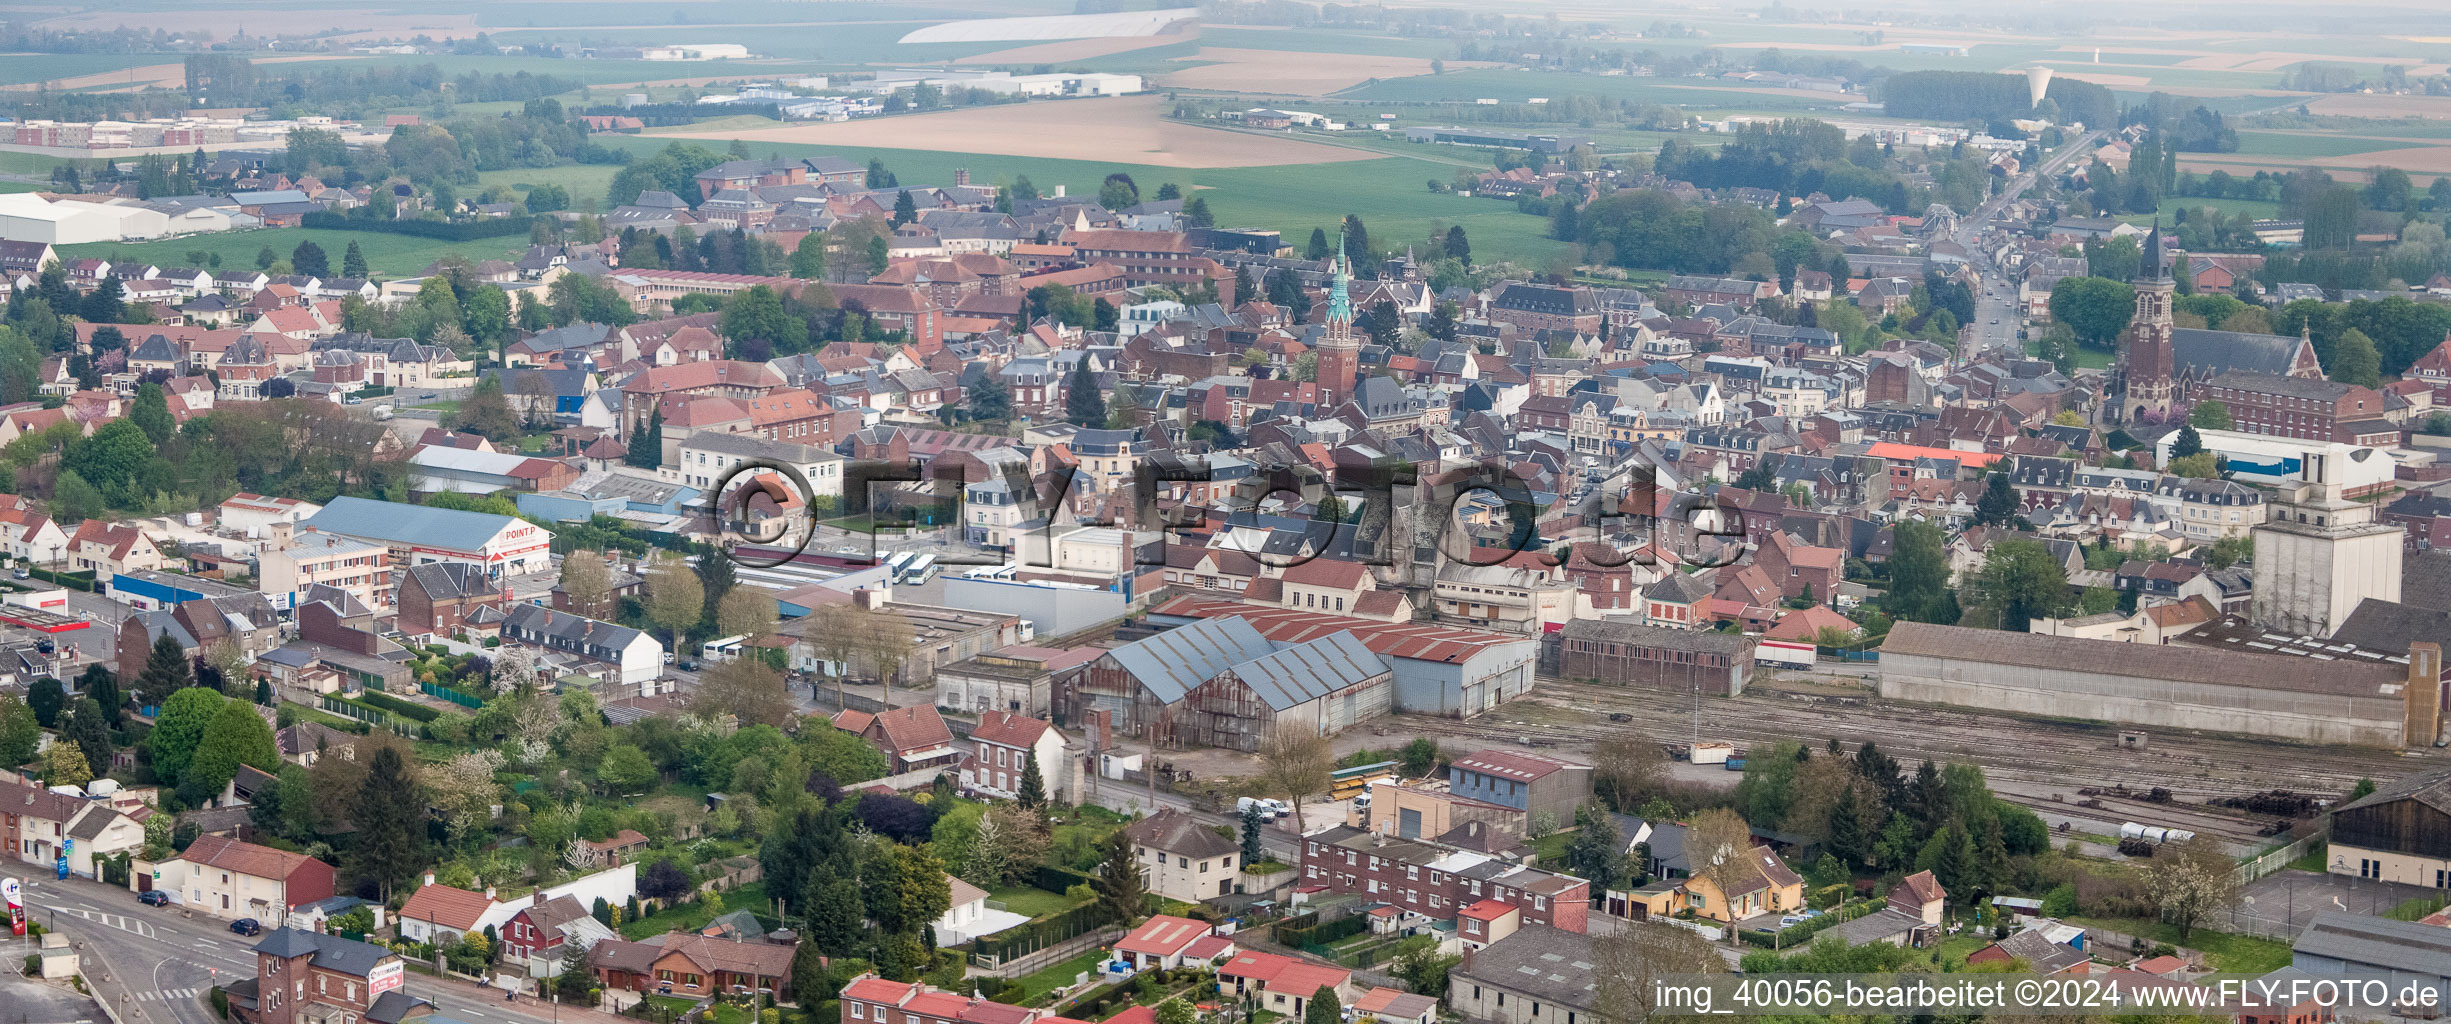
(1954, 129, 2104, 361)
(18, 876, 563, 1024)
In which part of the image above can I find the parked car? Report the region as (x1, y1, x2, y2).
(138, 891, 172, 906)
(229, 918, 263, 936)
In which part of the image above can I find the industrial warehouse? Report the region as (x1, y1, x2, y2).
(1875, 623, 2442, 748)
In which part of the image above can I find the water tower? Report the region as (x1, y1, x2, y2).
(2025, 66, 2055, 108)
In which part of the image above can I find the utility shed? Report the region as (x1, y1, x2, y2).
(2290, 912, 2450, 1000)
(1877, 622, 2420, 746)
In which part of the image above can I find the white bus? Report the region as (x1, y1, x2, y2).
(901, 553, 938, 585)
(700, 635, 748, 664)
(883, 551, 915, 578)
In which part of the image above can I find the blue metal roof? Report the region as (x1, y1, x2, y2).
(304, 496, 521, 551)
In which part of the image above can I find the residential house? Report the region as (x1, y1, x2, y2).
(151, 834, 338, 926)
(1121, 808, 1241, 903)
(958, 711, 1076, 805)
(500, 603, 665, 691)
(227, 928, 426, 1024)
(499, 893, 619, 983)
(395, 562, 509, 640)
(589, 932, 795, 999)
(397, 882, 492, 945)
(1446, 926, 1597, 1024)
(70, 519, 164, 580)
(1299, 824, 1589, 933)
(834, 704, 960, 773)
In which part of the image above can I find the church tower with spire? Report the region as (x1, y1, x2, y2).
(1315, 235, 1361, 408)
(2118, 222, 2178, 422)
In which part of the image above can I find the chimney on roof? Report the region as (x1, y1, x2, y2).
(424, 871, 435, 886)
(485, 885, 496, 901)
(954, 168, 970, 188)
(534, 891, 548, 907)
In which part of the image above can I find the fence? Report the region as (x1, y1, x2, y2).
(421, 681, 485, 709)
(320, 695, 421, 735)
(2235, 829, 2325, 885)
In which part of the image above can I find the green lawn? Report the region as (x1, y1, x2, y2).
(2030, 336, 2115, 370)
(1527, 829, 1576, 865)
(619, 882, 771, 940)
(58, 227, 523, 280)
(1010, 948, 1109, 1005)
(2069, 917, 2293, 973)
(988, 884, 1090, 920)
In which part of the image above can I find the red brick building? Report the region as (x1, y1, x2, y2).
(396, 562, 507, 638)
(1297, 824, 1589, 933)
(230, 928, 422, 1024)
(2200, 370, 2397, 445)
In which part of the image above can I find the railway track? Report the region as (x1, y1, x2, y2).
(1391, 674, 2427, 826)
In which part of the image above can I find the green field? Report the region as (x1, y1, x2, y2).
(58, 227, 524, 279)
(0, 53, 179, 87)
(2117, 196, 2285, 224)
(1196, 27, 1454, 59)
(1335, 68, 1855, 115)
(605, 133, 1575, 266)
(2232, 131, 2426, 158)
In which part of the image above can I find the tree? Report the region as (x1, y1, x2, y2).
(1256, 722, 1332, 832)
(0, 694, 38, 768)
(791, 232, 827, 280)
(599, 743, 656, 794)
(2144, 836, 2239, 939)
(451, 375, 521, 442)
(867, 234, 890, 276)
(187, 697, 279, 803)
(1592, 735, 1667, 812)
(342, 241, 368, 279)
(1563, 811, 1624, 891)
(2332, 327, 2382, 387)
(43, 741, 91, 787)
(1391, 942, 1461, 998)
(719, 285, 807, 359)
(27, 676, 64, 728)
(1016, 751, 1047, 810)
(1914, 821, 1977, 895)
(1593, 900, 1724, 1021)
(855, 609, 917, 710)
(351, 745, 424, 901)
(2169, 452, 2221, 479)
(559, 549, 615, 620)
(693, 658, 796, 729)
(642, 554, 704, 647)
(1685, 808, 1754, 937)
(1092, 830, 1146, 922)
(2171, 423, 2205, 459)
(1064, 357, 1103, 426)
(1399, 737, 1440, 778)
(1886, 519, 1950, 623)
(1973, 473, 2021, 528)
(1240, 803, 1266, 863)
(131, 382, 174, 444)
(806, 872, 866, 955)
(1444, 225, 1472, 266)
(966, 374, 1012, 422)
(876, 842, 952, 934)
(149, 686, 226, 783)
(1304, 987, 1341, 1024)
(1973, 539, 2071, 631)
(1154, 999, 1196, 1024)
(291, 240, 330, 278)
(1099, 173, 1140, 212)
(2190, 400, 2234, 431)
(62, 697, 112, 781)
(640, 859, 695, 900)
(256, 246, 278, 270)
(715, 584, 777, 642)
(2048, 276, 2136, 348)
(627, 408, 664, 469)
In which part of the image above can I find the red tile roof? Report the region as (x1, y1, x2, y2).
(399, 883, 493, 930)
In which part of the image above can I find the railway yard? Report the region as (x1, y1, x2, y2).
(1358, 671, 2433, 858)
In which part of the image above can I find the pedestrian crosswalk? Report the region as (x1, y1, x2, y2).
(140, 988, 203, 1002)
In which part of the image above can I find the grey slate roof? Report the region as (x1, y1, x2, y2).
(255, 928, 395, 976)
(2292, 911, 2451, 979)
(1451, 925, 1598, 1012)
(1108, 616, 1280, 704)
(1227, 630, 1384, 711)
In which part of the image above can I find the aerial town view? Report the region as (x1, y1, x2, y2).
(0, 0, 2448, 1020)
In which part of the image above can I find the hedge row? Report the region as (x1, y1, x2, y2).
(1736, 899, 1884, 948)
(1029, 864, 1095, 894)
(1276, 912, 1366, 948)
(300, 209, 544, 242)
(356, 689, 442, 723)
